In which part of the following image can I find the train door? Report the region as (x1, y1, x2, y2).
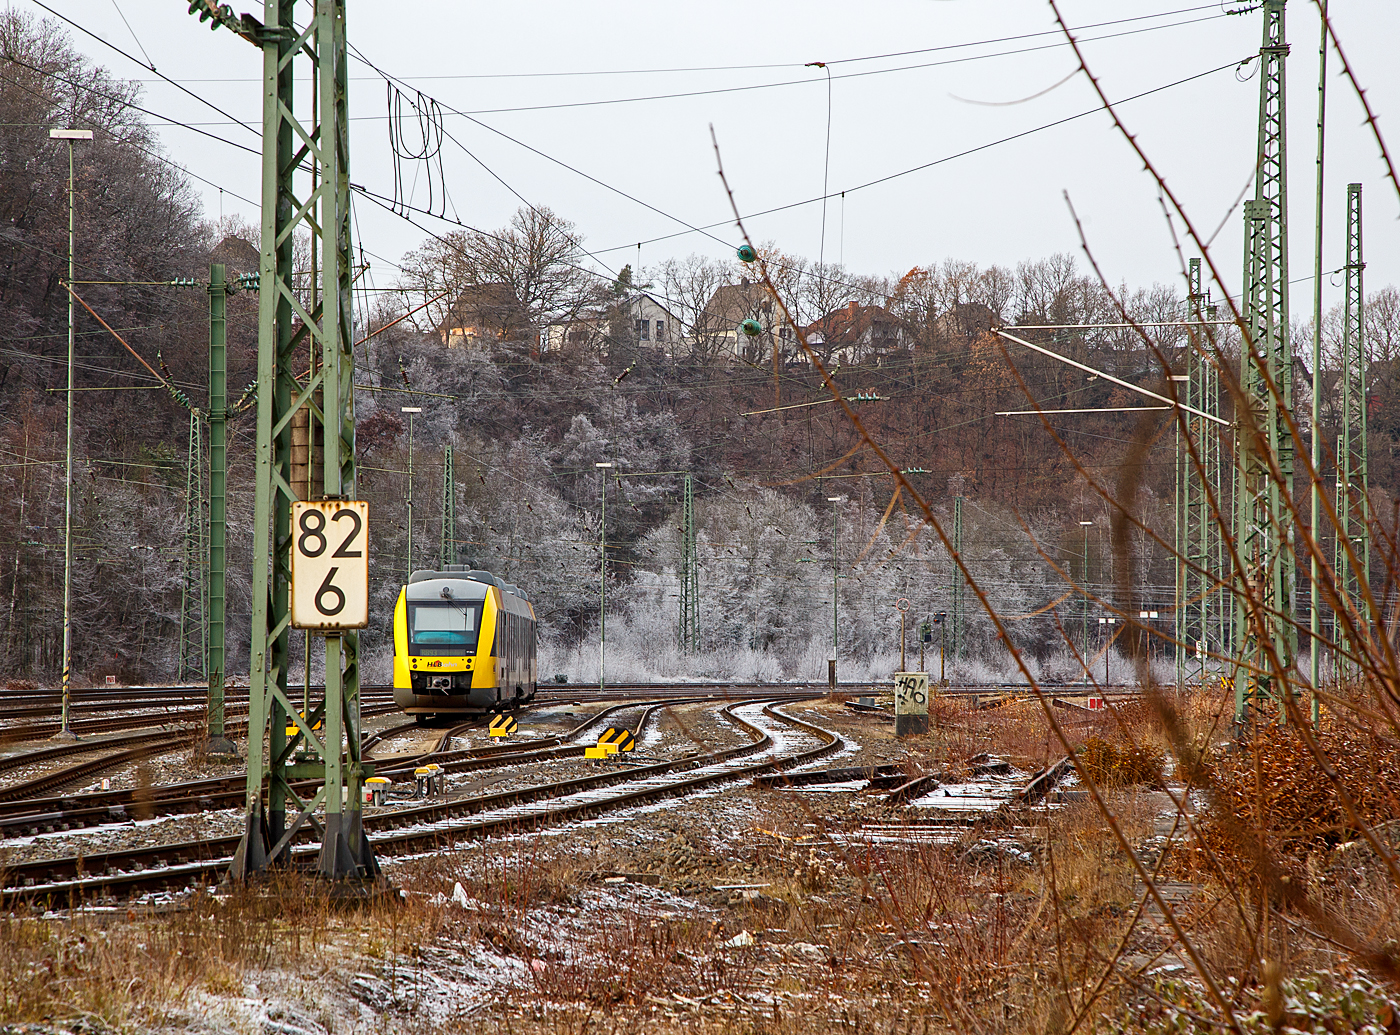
(512, 611, 523, 696)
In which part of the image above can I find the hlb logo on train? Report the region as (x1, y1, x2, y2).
(290, 500, 370, 630)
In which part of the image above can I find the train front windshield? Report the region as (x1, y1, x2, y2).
(408, 602, 482, 651)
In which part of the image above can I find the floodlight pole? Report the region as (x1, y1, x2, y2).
(828, 496, 841, 686)
(1080, 520, 1093, 684)
(401, 406, 421, 579)
(597, 462, 614, 691)
(51, 127, 91, 741)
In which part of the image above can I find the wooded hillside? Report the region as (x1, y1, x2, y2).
(3, 12, 1397, 685)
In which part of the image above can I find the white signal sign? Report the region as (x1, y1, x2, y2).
(290, 501, 369, 629)
(893, 671, 929, 715)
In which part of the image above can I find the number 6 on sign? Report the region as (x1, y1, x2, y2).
(291, 501, 369, 629)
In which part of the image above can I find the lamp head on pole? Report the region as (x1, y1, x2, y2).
(400, 406, 421, 414)
(50, 129, 93, 140)
(595, 462, 613, 469)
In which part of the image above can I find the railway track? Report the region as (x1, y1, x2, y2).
(0, 693, 397, 744)
(0, 706, 250, 743)
(0, 681, 1129, 833)
(0, 702, 404, 803)
(0, 681, 1154, 707)
(0, 685, 397, 708)
(2, 696, 840, 902)
(0, 680, 1146, 885)
(0, 728, 192, 781)
(0, 692, 814, 838)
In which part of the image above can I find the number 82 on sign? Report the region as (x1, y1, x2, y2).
(290, 501, 369, 629)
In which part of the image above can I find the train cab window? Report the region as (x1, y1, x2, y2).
(408, 602, 481, 650)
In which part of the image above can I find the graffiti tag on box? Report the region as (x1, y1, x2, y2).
(893, 671, 929, 715)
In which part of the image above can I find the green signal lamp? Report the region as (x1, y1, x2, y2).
(736, 245, 757, 263)
(740, 319, 762, 337)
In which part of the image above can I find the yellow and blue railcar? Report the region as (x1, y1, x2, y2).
(392, 566, 537, 717)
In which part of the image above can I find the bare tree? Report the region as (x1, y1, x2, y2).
(655, 254, 731, 358)
(396, 205, 596, 342)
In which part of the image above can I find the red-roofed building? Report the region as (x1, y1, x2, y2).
(804, 301, 913, 364)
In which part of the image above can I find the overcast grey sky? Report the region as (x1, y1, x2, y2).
(24, 0, 1400, 314)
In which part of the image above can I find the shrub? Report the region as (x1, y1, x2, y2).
(1079, 735, 1165, 789)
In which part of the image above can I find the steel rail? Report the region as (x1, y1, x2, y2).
(0, 703, 403, 800)
(0, 729, 193, 780)
(0, 688, 398, 716)
(2, 699, 839, 901)
(0, 693, 397, 743)
(0, 693, 787, 836)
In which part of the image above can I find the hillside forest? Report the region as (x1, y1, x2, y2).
(3, 12, 1398, 687)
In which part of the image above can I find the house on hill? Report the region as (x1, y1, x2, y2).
(804, 301, 913, 365)
(208, 234, 259, 275)
(542, 291, 678, 354)
(436, 283, 529, 346)
(698, 279, 799, 363)
(931, 301, 995, 345)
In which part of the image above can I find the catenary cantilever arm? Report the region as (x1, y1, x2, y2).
(995, 328, 1230, 428)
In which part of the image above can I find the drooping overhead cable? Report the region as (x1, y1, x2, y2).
(387, 83, 446, 219)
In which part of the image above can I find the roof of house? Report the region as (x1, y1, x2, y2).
(436, 282, 527, 337)
(704, 280, 772, 325)
(548, 291, 677, 331)
(208, 234, 259, 272)
(617, 290, 679, 320)
(804, 301, 910, 345)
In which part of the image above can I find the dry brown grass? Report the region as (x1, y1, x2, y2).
(0, 874, 455, 1030)
(4, 689, 1399, 1034)
(1079, 736, 1166, 789)
(1204, 718, 1400, 862)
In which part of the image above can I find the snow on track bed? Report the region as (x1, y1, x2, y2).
(1, 698, 842, 900)
(374, 702, 835, 845)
